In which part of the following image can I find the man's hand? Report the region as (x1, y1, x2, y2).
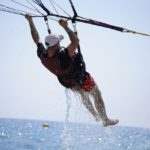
(59, 19, 78, 57)
(25, 14, 32, 22)
(59, 19, 68, 28)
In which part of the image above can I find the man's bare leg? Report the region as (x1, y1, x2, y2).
(72, 88, 99, 121)
(90, 85, 119, 127)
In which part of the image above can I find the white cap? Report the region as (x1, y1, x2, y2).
(45, 34, 64, 48)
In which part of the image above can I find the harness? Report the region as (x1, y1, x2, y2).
(57, 50, 87, 88)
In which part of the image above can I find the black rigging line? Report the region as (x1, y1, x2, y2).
(68, 0, 77, 18)
(48, 0, 59, 15)
(68, 0, 83, 57)
(25, 0, 44, 16)
(0, 7, 25, 16)
(0, 3, 28, 16)
(50, 0, 71, 17)
(79, 16, 124, 32)
(31, 0, 53, 34)
(32, 0, 51, 15)
(0, 0, 149, 37)
(78, 16, 150, 36)
(0, 5, 38, 16)
(25, 12, 149, 37)
(10, 0, 39, 14)
(44, 16, 51, 34)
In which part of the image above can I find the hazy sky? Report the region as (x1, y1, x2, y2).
(0, 0, 150, 128)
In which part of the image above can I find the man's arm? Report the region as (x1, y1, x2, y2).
(59, 19, 79, 57)
(25, 15, 40, 45)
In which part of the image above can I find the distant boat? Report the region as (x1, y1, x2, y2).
(42, 123, 49, 128)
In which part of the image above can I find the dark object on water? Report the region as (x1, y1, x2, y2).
(42, 123, 49, 128)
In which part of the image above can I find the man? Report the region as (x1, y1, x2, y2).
(25, 14, 119, 127)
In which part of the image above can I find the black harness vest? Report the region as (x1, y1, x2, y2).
(57, 49, 87, 88)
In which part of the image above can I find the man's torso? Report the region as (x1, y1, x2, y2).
(37, 42, 87, 88)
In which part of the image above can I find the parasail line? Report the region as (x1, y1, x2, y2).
(50, 0, 71, 17)
(48, 0, 59, 15)
(0, 8, 25, 16)
(32, 0, 51, 15)
(0, 1, 149, 37)
(25, 0, 45, 16)
(31, 13, 150, 37)
(68, 0, 78, 18)
(10, 0, 39, 14)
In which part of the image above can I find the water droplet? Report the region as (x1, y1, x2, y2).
(18, 132, 22, 136)
(98, 137, 102, 143)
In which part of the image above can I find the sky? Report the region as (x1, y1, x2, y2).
(0, 0, 150, 128)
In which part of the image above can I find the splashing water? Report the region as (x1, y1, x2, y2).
(64, 89, 72, 123)
(60, 89, 73, 150)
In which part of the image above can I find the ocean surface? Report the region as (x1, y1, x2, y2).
(0, 118, 150, 150)
(0, 119, 150, 150)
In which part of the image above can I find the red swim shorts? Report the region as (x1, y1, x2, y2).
(81, 74, 96, 92)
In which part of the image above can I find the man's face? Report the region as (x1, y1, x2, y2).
(47, 43, 60, 57)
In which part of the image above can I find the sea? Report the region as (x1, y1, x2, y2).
(0, 118, 150, 150)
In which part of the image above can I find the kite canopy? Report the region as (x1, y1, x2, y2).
(0, 0, 150, 37)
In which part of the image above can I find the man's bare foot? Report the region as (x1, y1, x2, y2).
(103, 119, 119, 127)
